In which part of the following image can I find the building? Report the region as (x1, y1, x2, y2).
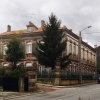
(66, 29, 96, 74)
(94, 45, 100, 73)
(0, 20, 97, 74)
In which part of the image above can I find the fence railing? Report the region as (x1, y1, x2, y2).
(37, 70, 99, 80)
(37, 70, 55, 78)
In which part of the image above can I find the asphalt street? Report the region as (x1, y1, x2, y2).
(4, 84, 100, 100)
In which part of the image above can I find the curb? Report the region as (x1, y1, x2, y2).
(54, 82, 97, 88)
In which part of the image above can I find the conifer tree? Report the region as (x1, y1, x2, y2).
(34, 13, 71, 70)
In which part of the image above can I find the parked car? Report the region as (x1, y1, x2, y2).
(98, 77, 100, 83)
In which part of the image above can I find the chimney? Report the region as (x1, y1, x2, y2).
(69, 29, 72, 32)
(7, 25, 11, 32)
(94, 45, 97, 48)
(63, 25, 67, 29)
(85, 42, 88, 44)
(41, 20, 45, 28)
(29, 21, 33, 25)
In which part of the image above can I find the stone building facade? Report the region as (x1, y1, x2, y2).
(95, 45, 100, 73)
(0, 20, 97, 74)
(66, 29, 96, 74)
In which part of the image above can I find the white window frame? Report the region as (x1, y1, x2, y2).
(87, 52, 88, 60)
(26, 63, 32, 67)
(83, 50, 84, 59)
(73, 45, 76, 54)
(3, 44, 7, 55)
(69, 44, 72, 53)
(27, 27, 33, 32)
(3, 63, 8, 67)
(27, 42, 32, 53)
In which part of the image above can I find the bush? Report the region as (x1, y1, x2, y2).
(82, 74, 93, 79)
(8, 66, 25, 77)
(0, 67, 5, 86)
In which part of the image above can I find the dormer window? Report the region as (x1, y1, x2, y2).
(26, 21, 38, 32)
(27, 27, 33, 32)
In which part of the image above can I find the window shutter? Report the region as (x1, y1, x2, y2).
(32, 43, 37, 55)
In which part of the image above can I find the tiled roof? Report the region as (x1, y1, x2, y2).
(0, 29, 27, 36)
(0, 26, 95, 52)
(0, 27, 64, 36)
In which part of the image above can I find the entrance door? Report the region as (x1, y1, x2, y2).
(24, 77, 28, 91)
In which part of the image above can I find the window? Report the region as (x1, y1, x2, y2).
(27, 42, 32, 53)
(40, 41, 44, 44)
(3, 44, 7, 55)
(38, 41, 44, 52)
(73, 45, 76, 54)
(27, 27, 33, 32)
(83, 50, 84, 59)
(3, 63, 8, 67)
(91, 53, 92, 61)
(26, 63, 32, 67)
(69, 44, 72, 53)
(87, 52, 89, 60)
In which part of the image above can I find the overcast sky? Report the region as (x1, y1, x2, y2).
(0, 0, 100, 47)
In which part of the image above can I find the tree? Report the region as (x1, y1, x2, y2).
(34, 13, 71, 70)
(0, 67, 5, 86)
(60, 54, 71, 70)
(5, 34, 25, 69)
(97, 62, 100, 74)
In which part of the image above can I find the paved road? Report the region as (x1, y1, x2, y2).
(5, 84, 100, 100)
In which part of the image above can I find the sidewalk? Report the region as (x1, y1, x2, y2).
(0, 82, 97, 100)
(37, 82, 97, 88)
(0, 91, 42, 100)
(54, 82, 98, 88)
(36, 82, 97, 92)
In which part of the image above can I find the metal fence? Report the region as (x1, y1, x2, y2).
(37, 70, 99, 80)
(37, 70, 55, 78)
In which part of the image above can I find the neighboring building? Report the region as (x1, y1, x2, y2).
(0, 20, 97, 74)
(66, 30, 96, 74)
(95, 45, 100, 62)
(95, 45, 100, 73)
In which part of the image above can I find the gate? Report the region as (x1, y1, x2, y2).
(24, 77, 28, 91)
(3, 77, 19, 91)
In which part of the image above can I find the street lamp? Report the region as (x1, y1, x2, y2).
(78, 26, 92, 84)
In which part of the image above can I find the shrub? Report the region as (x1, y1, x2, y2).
(0, 67, 5, 86)
(8, 66, 25, 77)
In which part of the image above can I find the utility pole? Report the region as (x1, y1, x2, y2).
(78, 31, 82, 84)
(78, 26, 92, 84)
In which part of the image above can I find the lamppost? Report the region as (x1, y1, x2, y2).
(78, 26, 92, 84)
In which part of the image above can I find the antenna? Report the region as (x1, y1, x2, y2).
(28, 13, 35, 22)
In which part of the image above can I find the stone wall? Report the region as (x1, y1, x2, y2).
(60, 79, 97, 86)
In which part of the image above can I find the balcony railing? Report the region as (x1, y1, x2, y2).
(69, 54, 78, 61)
